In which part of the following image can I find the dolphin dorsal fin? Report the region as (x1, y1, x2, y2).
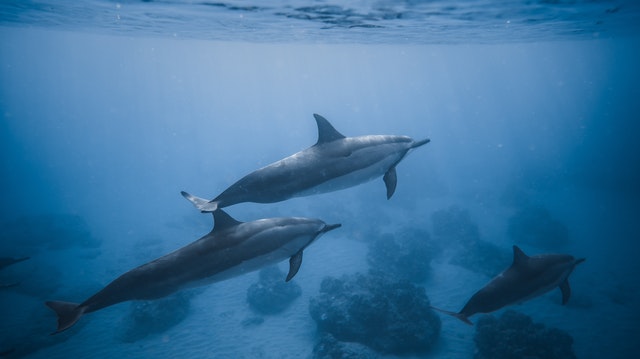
(313, 114, 346, 145)
(212, 209, 242, 232)
(512, 245, 529, 266)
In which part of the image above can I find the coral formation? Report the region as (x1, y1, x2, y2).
(431, 206, 509, 277)
(474, 310, 577, 359)
(120, 291, 194, 343)
(246, 266, 302, 315)
(366, 226, 439, 283)
(312, 334, 379, 359)
(431, 206, 480, 245)
(449, 239, 510, 278)
(309, 273, 440, 355)
(508, 205, 569, 249)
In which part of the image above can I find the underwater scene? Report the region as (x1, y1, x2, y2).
(1, 1, 639, 358)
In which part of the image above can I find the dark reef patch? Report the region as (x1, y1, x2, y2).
(449, 239, 510, 278)
(431, 205, 481, 245)
(508, 205, 569, 249)
(309, 273, 440, 355)
(366, 226, 440, 283)
(474, 310, 577, 359)
(246, 266, 302, 315)
(431, 206, 509, 277)
(119, 290, 195, 343)
(312, 333, 379, 359)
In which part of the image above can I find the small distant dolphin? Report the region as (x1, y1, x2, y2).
(432, 245, 585, 325)
(181, 113, 429, 212)
(45, 210, 341, 334)
(0, 256, 29, 270)
(0, 282, 20, 290)
(0, 257, 29, 289)
(0, 347, 15, 357)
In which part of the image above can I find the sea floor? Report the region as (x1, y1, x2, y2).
(3, 187, 638, 358)
(5, 233, 635, 359)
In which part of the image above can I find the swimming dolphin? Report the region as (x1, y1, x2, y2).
(45, 210, 341, 334)
(0, 256, 29, 270)
(0, 257, 29, 289)
(432, 245, 585, 325)
(0, 282, 20, 290)
(181, 113, 429, 212)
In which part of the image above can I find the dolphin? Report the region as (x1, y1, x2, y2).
(432, 245, 585, 325)
(0, 257, 29, 289)
(181, 113, 429, 212)
(0, 256, 29, 270)
(0, 282, 20, 290)
(45, 210, 341, 334)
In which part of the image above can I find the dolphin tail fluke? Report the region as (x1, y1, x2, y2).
(412, 138, 430, 148)
(45, 301, 85, 334)
(430, 305, 473, 326)
(180, 191, 219, 213)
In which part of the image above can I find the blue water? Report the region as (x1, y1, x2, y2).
(1, 1, 639, 358)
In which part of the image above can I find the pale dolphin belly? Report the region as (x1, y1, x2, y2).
(181, 235, 309, 288)
(296, 151, 403, 197)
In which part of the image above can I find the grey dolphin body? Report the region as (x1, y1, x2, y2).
(45, 210, 341, 334)
(181, 114, 429, 212)
(432, 245, 585, 325)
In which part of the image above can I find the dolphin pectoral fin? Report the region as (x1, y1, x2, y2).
(560, 279, 571, 305)
(286, 250, 303, 282)
(383, 167, 398, 199)
(181, 191, 218, 213)
(45, 301, 86, 334)
(430, 305, 473, 326)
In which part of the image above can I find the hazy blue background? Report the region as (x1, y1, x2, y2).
(1, 1, 639, 358)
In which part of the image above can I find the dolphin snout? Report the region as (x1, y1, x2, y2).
(575, 258, 586, 266)
(412, 138, 430, 148)
(322, 223, 342, 233)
